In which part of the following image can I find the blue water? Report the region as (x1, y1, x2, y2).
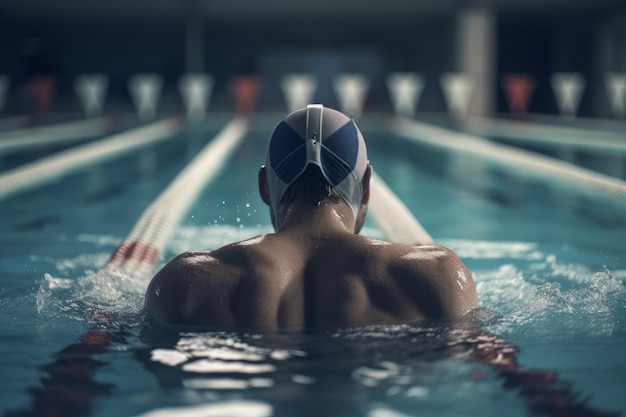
(0, 115, 625, 417)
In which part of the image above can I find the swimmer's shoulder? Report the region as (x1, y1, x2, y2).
(147, 233, 281, 294)
(144, 236, 272, 325)
(363, 239, 478, 318)
(353, 237, 458, 280)
(356, 236, 449, 258)
(167, 234, 273, 266)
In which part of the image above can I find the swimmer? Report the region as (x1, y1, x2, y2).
(144, 104, 478, 331)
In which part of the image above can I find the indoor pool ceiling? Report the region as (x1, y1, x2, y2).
(1, 0, 624, 22)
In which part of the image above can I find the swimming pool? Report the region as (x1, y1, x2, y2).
(0, 114, 624, 417)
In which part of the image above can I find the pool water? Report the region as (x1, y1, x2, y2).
(0, 115, 625, 417)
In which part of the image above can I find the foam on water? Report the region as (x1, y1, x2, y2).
(496, 270, 625, 338)
(37, 251, 151, 329)
(445, 239, 626, 339)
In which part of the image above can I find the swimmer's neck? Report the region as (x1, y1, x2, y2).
(274, 200, 356, 236)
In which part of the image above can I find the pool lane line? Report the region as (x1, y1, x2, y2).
(462, 116, 626, 154)
(392, 117, 626, 201)
(0, 115, 28, 133)
(369, 171, 434, 244)
(105, 116, 250, 276)
(0, 117, 112, 155)
(0, 117, 182, 201)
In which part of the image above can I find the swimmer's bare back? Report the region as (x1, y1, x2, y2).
(144, 231, 478, 331)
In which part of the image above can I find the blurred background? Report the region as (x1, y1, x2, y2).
(0, 0, 625, 118)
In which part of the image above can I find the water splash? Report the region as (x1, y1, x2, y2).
(492, 270, 625, 338)
(37, 250, 151, 328)
(475, 264, 536, 313)
(448, 239, 626, 339)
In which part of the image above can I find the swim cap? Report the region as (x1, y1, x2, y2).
(265, 104, 369, 219)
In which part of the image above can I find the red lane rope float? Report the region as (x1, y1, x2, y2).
(109, 241, 159, 266)
(104, 116, 250, 277)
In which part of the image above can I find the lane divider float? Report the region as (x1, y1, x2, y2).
(369, 172, 434, 244)
(0, 115, 28, 133)
(0, 117, 112, 156)
(0, 118, 181, 201)
(463, 116, 626, 154)
(105, 116, 250, 277)
(392, 117, 626, 201)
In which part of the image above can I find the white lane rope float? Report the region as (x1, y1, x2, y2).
(0, 115, 28, 133)
(0, 118, 181, 201)
(369, 171, 434, 244)
(105, 116, 250, 277)
(0, 117, 111, 156)
(392, 117, 626, 201)
(462, 116, 626, 154)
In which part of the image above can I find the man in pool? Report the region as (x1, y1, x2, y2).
(144, 104, 478, 331)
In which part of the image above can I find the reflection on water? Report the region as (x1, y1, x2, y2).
(5, 287, 623, 417)
(130, 314, 618, 417)
(134, 401, 273, 417)
(135, 323, 486, 417)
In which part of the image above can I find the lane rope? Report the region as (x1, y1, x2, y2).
(105, 116, 250, 277)
(463, 116, 626, 154)
(0, 118, 181, 201)
(0, 117, 111, 156)
(393, 117, 626, 201)
(0, 115, 28, 133)
(369, 171, 434, 244)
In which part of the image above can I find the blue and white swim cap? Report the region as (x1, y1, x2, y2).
(265, 104, 369, 219)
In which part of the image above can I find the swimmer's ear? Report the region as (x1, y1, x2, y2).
(258, 166, 271, 206)
(361, 165, 372, 205)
